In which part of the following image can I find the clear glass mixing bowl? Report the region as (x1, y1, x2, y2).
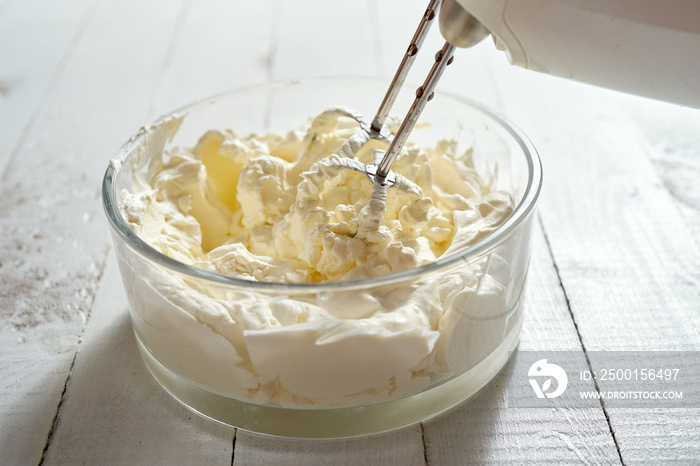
(102, 77, 541, 438)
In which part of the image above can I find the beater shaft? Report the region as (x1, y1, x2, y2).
(374, 42, 456, 184)
(370, 0, 440, 134)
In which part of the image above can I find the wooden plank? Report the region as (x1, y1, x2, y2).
(424, 392, 621, 465)
(41, 0, 298, 463)
(491, 67, 700, 351)
(486, 55, 700, 463)
(0, 0, 94, 176)
(374, 0, 503, 112)
(374, 1, 620, 463)
(605, 408, 700, 464)
(42, 255, 233, 464)
(614, 95, 700, 243)
(38, 1, 281, 462)
(422, 225, 621, 464)
(235, 425, 425, 466)
(153, 0, 277, 114)
(272, 0, 377, 80)
(3, 1, 695, 464)
(0, 0, 192, 464)
(0, 331, 80, 465)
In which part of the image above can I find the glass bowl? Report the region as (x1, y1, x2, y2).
(102, 77, 541, 438)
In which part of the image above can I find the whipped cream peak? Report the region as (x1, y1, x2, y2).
(123, 107, 512, 284)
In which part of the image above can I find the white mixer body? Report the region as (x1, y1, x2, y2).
(453, 0, 700, 107)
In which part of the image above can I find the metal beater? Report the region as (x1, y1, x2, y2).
(337, 0, 490, 188)
(312, 0, 489, 236)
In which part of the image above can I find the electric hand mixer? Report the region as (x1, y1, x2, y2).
(328, 0, 700, 230)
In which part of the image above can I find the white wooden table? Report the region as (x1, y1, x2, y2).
(1, 0, 699, 464)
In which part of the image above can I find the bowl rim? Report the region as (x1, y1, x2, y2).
(102, 76, 542, 292)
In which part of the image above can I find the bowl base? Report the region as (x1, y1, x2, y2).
(134, 308, 523, 439)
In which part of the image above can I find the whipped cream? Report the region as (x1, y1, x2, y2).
(119, 108, 516, 407)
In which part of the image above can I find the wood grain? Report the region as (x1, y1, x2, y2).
(153, 0, 277, 114)
(375, 2, 621, 462)
(0, 0, 94, 175)
(1, 0, 698, 464)
(615, 95, 700, 243)
(421, 225, 621, 465)
(0, 0, 188, 463)
(234, 426, 426, 466)
(43, 256, 234, 464)
(485, 56, 700, 463)
(489, 65, 700, 352)
(272, 0, 377, 80)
